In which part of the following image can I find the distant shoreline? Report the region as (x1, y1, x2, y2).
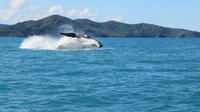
(0, 15, 200, 38)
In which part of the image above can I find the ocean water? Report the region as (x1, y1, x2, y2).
(0, 37, 200, 112)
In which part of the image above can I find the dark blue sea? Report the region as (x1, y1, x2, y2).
(0, 37, 200, 112)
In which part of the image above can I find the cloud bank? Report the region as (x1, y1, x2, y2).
(0, 0, 29, 21)
(48, 6, 97, 20)
(0, 0, 125, 24)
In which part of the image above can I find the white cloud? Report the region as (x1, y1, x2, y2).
(48, 6, 98, 19)
(16, 6, 45, 22)
(79, 8, 89, 17)
(78, 8, 98, 18)
(0, 0, 29, 21)
(10, 0, 28, 9)
(28, 6, 40, 12)
(110, 16, 124, 22)
(66, 8, 78, 17)
(0, 0, 127, 24)
(0, 0, 101, 23)
(0, 2, 100, 24)
(0, 9, 6, 20)
(48, 5, 64, 15)
(66, 8, 98, 20)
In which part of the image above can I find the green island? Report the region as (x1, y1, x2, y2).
(0, 15, 200, 38)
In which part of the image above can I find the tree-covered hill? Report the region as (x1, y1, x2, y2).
(0, 15, 200, 37)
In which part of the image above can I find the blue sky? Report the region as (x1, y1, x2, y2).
(0, 0, 200, 31)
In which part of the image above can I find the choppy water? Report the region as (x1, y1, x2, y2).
(0, 37, 200, 112)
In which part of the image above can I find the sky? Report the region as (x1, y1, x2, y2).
(0, 0, 200, 31)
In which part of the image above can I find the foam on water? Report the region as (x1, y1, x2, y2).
(19, 36, 57, 50)
(19, 35, 103, 50)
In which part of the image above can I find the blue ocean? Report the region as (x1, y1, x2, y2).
(0, 37, 200, 112)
